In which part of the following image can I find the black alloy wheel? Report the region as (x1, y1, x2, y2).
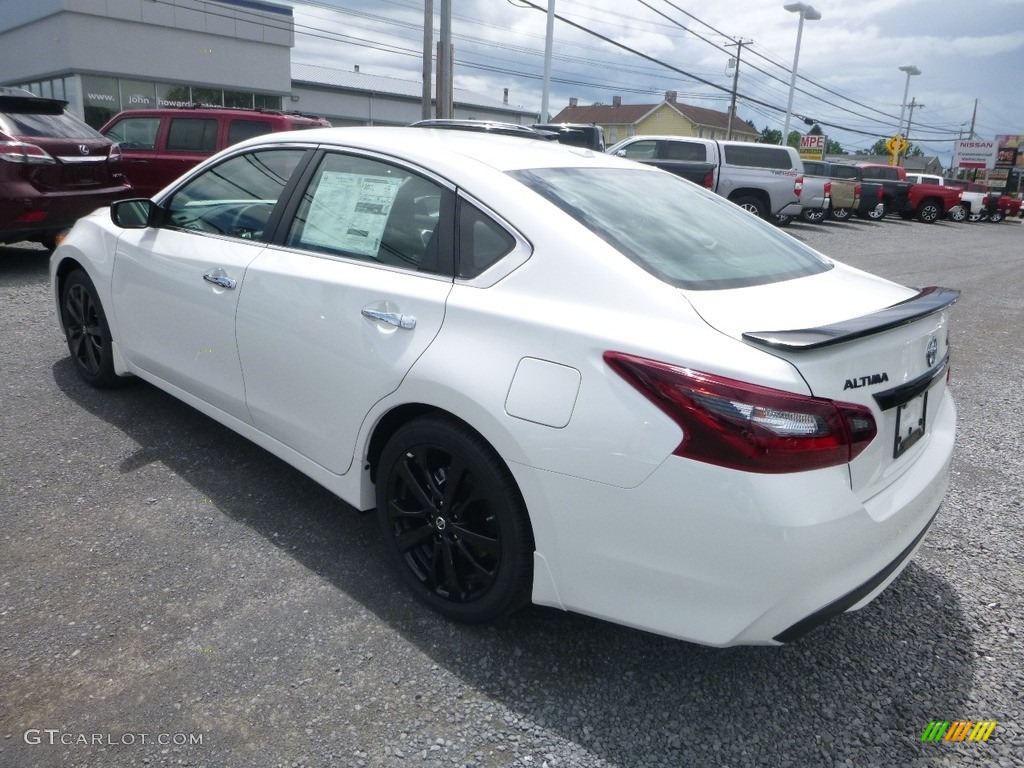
(60, 269, 124, 388)
(376, 416, 534, 623)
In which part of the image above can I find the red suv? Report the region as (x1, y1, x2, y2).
(1, 87, 131, 248)
(100, 106, 332, 198)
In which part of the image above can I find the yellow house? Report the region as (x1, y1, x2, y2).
(551, 91, 759, 146)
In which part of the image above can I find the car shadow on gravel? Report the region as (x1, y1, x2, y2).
(53, 359, 975, 768)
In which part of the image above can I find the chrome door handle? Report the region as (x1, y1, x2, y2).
(361, 308, 416, 329)
(203, 272, 236, 289)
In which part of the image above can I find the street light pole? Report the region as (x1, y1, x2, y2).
(781, 3, 820, 147)
(896, 64, 920, 138)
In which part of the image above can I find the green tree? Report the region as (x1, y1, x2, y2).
(758, 126, 782, 144)
(869, 138, 923, 157)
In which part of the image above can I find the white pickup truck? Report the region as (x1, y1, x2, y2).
(906, 173, 988, 222)
(607, 136, 827, 223)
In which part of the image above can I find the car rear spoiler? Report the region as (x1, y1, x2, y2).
(742, 286, 961, 351)
(0, 95, 68, 115)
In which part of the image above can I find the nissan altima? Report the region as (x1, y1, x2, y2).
(50, 127, 958, 646)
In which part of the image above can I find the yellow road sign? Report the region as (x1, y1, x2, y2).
(885, 135, 909, 154)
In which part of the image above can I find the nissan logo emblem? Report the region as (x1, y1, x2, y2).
(926, 337, 938, 368)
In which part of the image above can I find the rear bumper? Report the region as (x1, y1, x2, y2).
(517, 388, 955, 646)
(0, 183, 130, 242)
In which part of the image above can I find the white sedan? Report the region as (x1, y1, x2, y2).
(50, 128, 958, 646)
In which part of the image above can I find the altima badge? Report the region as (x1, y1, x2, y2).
(926, 337, 938, 367)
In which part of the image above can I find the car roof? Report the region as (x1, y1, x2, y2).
(235, 126, 631, 174)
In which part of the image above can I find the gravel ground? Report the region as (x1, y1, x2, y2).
(1, 218, 1022, 768)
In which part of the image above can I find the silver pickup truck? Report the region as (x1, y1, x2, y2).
(608, 136, 822, 223)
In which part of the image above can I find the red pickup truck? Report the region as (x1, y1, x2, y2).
(858, 164, 963, 223)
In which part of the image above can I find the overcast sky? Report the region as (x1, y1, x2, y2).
(287, 0, 1024, 163)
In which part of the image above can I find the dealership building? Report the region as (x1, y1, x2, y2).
(0, 0, 536, 128)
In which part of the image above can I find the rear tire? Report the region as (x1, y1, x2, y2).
(865, 203, 886, 221)
(801, 208, 827, 224)
(830, 207, 852, 221)
(917, 200, 941, 223)
(376, 416, 534, 623)
(947, 205, 967, 223)
(988, 210, 1004, 223)
(732, 195, 767, 220)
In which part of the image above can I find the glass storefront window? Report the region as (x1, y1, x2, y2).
(255, 93, 282, 111)
(156, 83, 192, 108)
(224, 90, 254, 109)
(120, 79, 157, 110)
(192, 87, 222, 107)
(81, 75, 120, 128)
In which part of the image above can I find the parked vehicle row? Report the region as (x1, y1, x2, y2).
(607, 134, 1016, 227)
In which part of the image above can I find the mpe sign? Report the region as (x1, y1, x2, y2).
(799, 134, 827, 161)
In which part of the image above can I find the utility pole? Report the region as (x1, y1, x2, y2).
(968, 98, 978, 139)
(540, 0, 555, 122)
(421, 0, 433, 120)
(899, 97, 923, 166)
(725, 39, 751, 140)
(437, 0, 452, 119)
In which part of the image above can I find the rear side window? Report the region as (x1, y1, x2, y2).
(287, 153, 452, 274)
(167, 118, 217, 151)
(510, 166, 831, 290)
(104, 117, 160, 149)
(803, 161, 826, 176)
(723, 145, 795, 170)
(457, 200, 515, 279)
(662, 141, 707, 162)
(832, 165, 859, 180)
(861, 166, 898, 181)
(228, 119, 274, 146)
(617, 140, 657, 160)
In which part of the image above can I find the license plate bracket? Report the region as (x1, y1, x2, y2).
(893, 390, 928, 458)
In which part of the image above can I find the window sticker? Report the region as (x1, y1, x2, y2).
(301, 172, 402, 257)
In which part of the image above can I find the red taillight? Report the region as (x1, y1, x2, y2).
(0, 140, 56, 164)
(876, 186, 884, 200)
(854, 183, 862, 197)
(605, 352, 877, 473)
(794, 175, 804, 198)
(16, 210, 48, 223)
(701, 170, 714, 189)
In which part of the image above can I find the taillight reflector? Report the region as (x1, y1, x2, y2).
(605, 352, 877, 473)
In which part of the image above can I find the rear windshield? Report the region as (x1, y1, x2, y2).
(0, 110, 103, 140)
(509, 167, 832, 290)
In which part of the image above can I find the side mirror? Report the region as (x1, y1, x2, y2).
(614, 150, 627, 157)
(111, 198, 158, 229)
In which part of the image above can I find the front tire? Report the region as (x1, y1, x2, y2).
(60, 269, 124, 388)
(376, 416, 534, 623)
